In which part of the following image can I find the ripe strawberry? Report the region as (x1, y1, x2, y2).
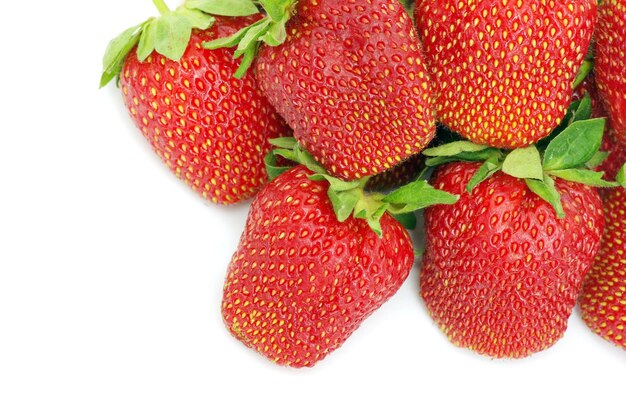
(414, 0, 597, 148)
(595, 0, 626, 145)
(101, 3, 290, 204)
(222, 165, 414, 367)
(579, 187, 626, 351)
(207, 0, 436, 180)
(420, 162, 604, 358)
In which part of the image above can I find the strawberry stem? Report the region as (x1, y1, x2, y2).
(152, 0, 171, 15)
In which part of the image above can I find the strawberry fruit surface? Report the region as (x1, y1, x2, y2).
(595, 0, 626, 145)
(101, 3, 290, 204)
(222, 165, 415, 367)
(420, 162, 604, 358)
(207, 0, 436, 180)
(414, 0, 597, 148)
(579, 187, 626, 351)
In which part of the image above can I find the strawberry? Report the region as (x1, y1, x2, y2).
(100, 1, 290, 204)
(205, 0, 436, 180)
(222, 139, 457, 367)
(222, 166, 412, 367)
(417, 103, 623, 357)
(595, 0, 626, 145)
(414, 0, 597, 148)
(420, 162, 604, 358)
(579, 187, 626, 351)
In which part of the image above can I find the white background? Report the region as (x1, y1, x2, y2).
(1, 1, 624, 418)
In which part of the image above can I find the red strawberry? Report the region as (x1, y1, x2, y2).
(101, 4, 290, 204)
(579, 187, 626, 350)
(222, 165, 414, 367)
(595, 0, 626, 145)
(208, 0, 436, 180)
(414, 0, 597, 148)
(420, 162, 604, 358)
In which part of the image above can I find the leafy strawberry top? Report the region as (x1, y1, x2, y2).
(202, 0, 296, 77)
(424, 95, 626, 218)
(265, 138, 459, 236)
(100, 0, 261, 87)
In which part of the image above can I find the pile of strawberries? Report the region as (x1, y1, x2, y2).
(102, 0, 626, 367)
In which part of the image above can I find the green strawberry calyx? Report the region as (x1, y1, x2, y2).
(100, 0, 257, 87)
(424, 94, 626, 218)
(201, 0, 296, 77)
(265, 138, 459, 236)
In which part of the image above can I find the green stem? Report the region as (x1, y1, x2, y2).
(152, 0, 171, 15)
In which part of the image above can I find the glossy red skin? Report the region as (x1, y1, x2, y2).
(223, 166, 414, 367)
(595, 0, 626, 145)
(579, 188, 626, 351)
(414, 0, 597, 148)
(119, 16, 291, 205)
(420, 162, 604, 358)
(255, 0, 435, 181)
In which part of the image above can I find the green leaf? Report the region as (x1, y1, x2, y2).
(259, 14, 289, 46)
(543, 118, 606, 171)
(572, 93, 592, 122)
(353, 200, 388, 237)
(536, 98, 589, 150)
(258, 0, 291, 21)
(547, 168, 618, 187)
(309, 174, 362, 192)
(269, 137, 298, 149)
(502, 146, 543, 180)
(154, 13, 193, 61)
(185, 0, 260, 16)
(328, 188, 361, 222)
(466, 155, 502, 192)
(425, 149, 499, 167)
(176, 6, 216, 29)
(234, 18, 272, 56)
(383, 180, 459, 214)
(391, 212, 418, 230)
(273, 143, 329, 175)
(233, 46, 258, 78)
(573, 59, 593, 89)
(364, 218, 383, 237)
(201, 0, 294, 76)
(585, 151, 609, 169)
(100, 22, 145, 87)
(526, 176, 565, 218)
(293, 145, 328, 175)
(136, 20, 157, 62)
(422, 141, 490, 157)
(272, 148, 297, 164)
(617, 164, 626, 188)
(203, 25, 250, 49)
(264, 150, 291, 181)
